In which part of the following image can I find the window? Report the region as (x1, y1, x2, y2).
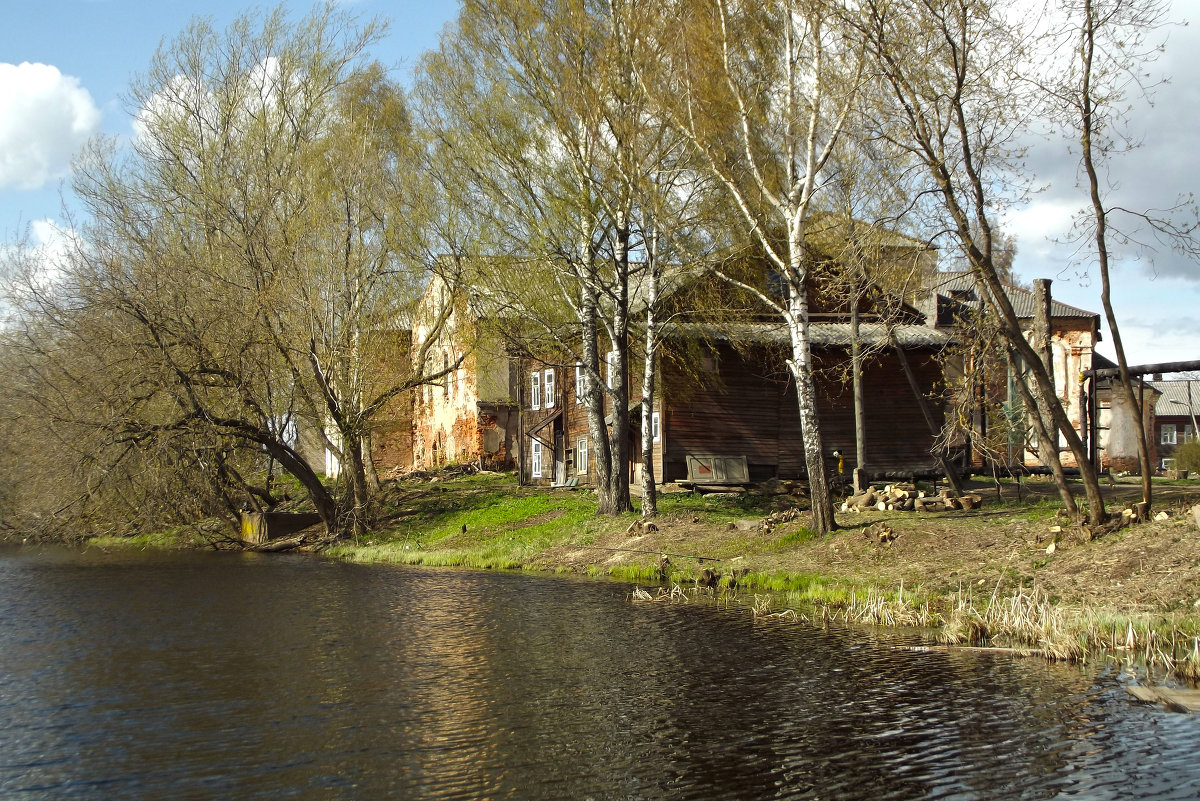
(1186, 424, 1196, 444)
(531, 440, 543, 478)
(442, 351, 450, 397)
(1162, 458, 1177, 471)
(575, 363, 585, 403)
(606, 350, 617, 388)
(544, 369, 555, 409)
(531, 371, 541, 410)
(1162, 424, 1177, 446)
(457, 353, 465, 397)
(576, 437, 588, 474)
(652, 411, 661, 443)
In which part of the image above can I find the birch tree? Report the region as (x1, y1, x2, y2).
(420, 0, 700, 515)
(645, 0, 865, 532)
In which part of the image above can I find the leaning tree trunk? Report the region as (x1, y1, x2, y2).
(1007, 350, 1080, 519)
(1028, 281, 1081, 519)
(263, 440, 342, 539)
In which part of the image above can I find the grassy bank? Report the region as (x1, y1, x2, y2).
(95, 469, 1200, 677)
(316, 470, 1200, 677)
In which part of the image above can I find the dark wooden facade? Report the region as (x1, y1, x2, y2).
(518, 354, 665, 487)
(517, 336, 947, 487)
(660, 341, 946, 483)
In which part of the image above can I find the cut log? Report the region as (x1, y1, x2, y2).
(959, 493, 983, 511)
(846, 488, 877, 511)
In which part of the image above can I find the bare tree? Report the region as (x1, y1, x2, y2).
(857, 0, 1109, 524)
(1041, 0, 1200, 515)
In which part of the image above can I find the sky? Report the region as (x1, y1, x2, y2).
(1, 0, 1197, 370)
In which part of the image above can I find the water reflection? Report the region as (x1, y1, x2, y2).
(0, 545, 1198, 799)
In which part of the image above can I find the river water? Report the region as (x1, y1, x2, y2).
(0, 545, 1197, 800)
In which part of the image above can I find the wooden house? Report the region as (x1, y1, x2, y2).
(919, 272, 1103, 470)
(1151, 379, 1198, 473)
(654, 323, 953, 485)
(515, 269, 957, 488)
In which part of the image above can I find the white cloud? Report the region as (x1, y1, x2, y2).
(0, 62, 101, 191)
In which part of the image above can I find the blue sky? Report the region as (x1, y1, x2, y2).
(1, 0, 1198, 368)
(0, 0, 459, 256)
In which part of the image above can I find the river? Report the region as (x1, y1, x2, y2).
(0, 544, 1197, 800)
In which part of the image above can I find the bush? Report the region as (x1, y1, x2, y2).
(1174, 441, 1200, 473)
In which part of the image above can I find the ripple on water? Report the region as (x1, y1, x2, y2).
(1, 548, 1199, 799)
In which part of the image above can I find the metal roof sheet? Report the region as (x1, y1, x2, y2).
(679, 321, 956, 349)
(1150, 380, 1200, 416)
(925, 272, 1097, 319)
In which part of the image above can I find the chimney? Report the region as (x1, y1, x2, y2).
(915, 289, 939, 327)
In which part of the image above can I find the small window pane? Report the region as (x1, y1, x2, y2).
(1162, 424, 1177, 445)
(576, 438, 588, 474)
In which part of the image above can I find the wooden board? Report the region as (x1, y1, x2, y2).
(1127, 686, 1200, 713)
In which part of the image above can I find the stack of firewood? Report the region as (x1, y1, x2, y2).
(840, 483, 984, 514)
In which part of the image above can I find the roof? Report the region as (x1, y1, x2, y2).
(679, 321, 956, 349)
(1150, 380, 1200, 417)
(925, 272, 1098, 320)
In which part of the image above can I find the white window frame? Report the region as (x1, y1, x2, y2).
(1162, 457, 1177, 471)
(576, 437, 588, 474)
(531, 440, 543, 478)
(1186, 424, 1195, 444)
(652, 411, 661, 443)
(531, 371, 541, 410)
(606, 350, 617, 388)
(544, 368, 555, 409)
(575, 363, 585, 404)
(1162, 424, 1177, 446)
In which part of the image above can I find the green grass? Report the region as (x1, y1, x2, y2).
(328, 473, 601, 569)
(88, 525, 201, 550)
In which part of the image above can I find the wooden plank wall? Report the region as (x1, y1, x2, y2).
(664, 343, 945, 481)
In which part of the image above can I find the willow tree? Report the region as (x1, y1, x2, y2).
(642, 0, 868, 533)
(43, 6, 460, 542)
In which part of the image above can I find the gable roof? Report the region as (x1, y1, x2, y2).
(925, 271, 1098, 320)
(679, 321, 955, 349)
(1150, 380, 1200, 417)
